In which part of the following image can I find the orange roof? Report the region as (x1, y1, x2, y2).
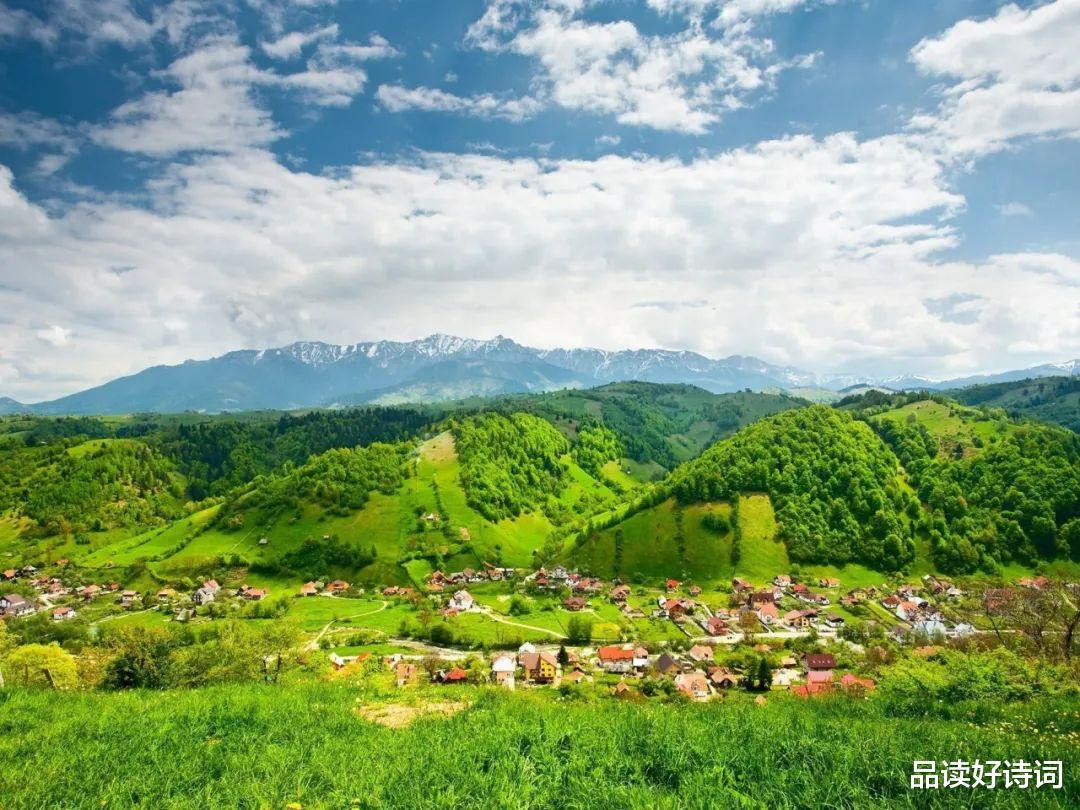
(597, 645, 635, 661)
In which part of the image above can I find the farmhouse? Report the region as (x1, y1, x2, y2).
(449, 590, 474, 611)
(687, 644, 713, 662)
(299, 582, 320, 597)
(1, 593, 35, 617)
(192, 586, 216, 606)
(51, 605, 76, 621)
(520, 651, 558, 684)
(674, 671, 711, 701)
(756, 603, 778, 625)
(704, 616, 730, 636)
(491, 655, 516, 688)
(707, 667, 738, 689)
(610, 584, 630, 603)
(563, 596, 586, 611)
(805, 653, 836, 672)
(326, 580, 350, 594)
(596, 645, 635, 674)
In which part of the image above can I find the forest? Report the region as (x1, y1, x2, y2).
(669, 406, 916, 570)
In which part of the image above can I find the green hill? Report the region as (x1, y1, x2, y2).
(668, 406, 916, 570)
(949, 376, 1080, 432)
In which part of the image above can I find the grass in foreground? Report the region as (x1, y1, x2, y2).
(0, 685, 1077, 809)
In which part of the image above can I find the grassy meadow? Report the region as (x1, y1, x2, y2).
(1, 684, 1077, 809)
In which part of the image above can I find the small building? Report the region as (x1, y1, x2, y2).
(157, 588, 177, 603)
(491, 655, 516, 688)
(674, 671, 711, 701)
(520, 651, 558, 684)
(326, 580, 350, 594)
(449, 590, 474, 612)
(596, 645, 635, 674)
(0, 593, 35, 617)
(563, 596, 586, 611)
(707, 666, 738, 689)
(805, 653, 836, 672)
(705, 616, 730, 637)
(299, 582, 319, 597)
(435, 667, 468, 684)
(610, 584, 631, 603)
(665, 578, 680, 592)
(656, 653, 681, 677)
(192, 586, 216, 606)
(395, 662, 419, 687)
(756, 603, 778, 626)
(687, 644, 713, 662)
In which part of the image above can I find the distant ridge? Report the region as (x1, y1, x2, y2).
(5, 333, 1077, 415)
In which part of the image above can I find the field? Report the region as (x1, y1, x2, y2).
(874, 400, 1018, 459)
(1, 684, 1077, 809)
(732, 493, 788, 583)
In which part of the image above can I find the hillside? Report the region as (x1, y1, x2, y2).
(668, 406, 916, 570)
(949, 376, 1080, 432)
(872, 401, 1080, 573)
(504, 382, 803, 474)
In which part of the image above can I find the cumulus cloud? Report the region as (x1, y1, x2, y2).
(463, 0, 818, 133)
(376, 85, 542, 121)
(2, 125, 1077, 401)
(910, 0, 1080, 156)
(261, 23, 339, 60)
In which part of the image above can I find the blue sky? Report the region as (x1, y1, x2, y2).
(0, 0, 1078, 401)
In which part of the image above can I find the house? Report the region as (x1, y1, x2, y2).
(326, 580, 350, 594)
(299, 582, 319, 597)
(749, 590, 775, 606)
(783, 609, 815, 629)
(839, 674, 876, 692)
(1, 569, 16, 581)
(329, 651, 371, 671)
(791, 682, 833, 698)
(395, 662, 419, 687)
(563, 596, 586, 611)
(120, 590, 139, 608)
(610, 584, 631, 604)
(732, 577, 752, 593)
(896, 601, 921, 621)
(819, 577, 840, 588)
(804, 592, 830, 606)
(707, 666, 738, 689)
(614, 680, 633, 698)
(1020, 576, 1050, 590)
(951, 622, 976, 639)
(518, 642, 537, 657)
(157, 588, 177, 603)
(597, 645, 635, 674)
(520, 651, 558, 684)
(705, 616, 730, 637)
(756, 603, 778, 625)
(435, 667, 468, 684)
(666, 578, 680, 592)
(675, 671, 711, 701)
(687, 644, 713, 662)
(913, 618, 947, 638)
(632, 647, 651, 671)
(688, 585, 702, 596)
(563, 668, 586, 684)
(21, 565, 37, 576)
(823, 614, 845, 629)
(449, 590, 474, 612)
(805, 653, 836, 672)
(792, 583, 809, 597)
(656, 653, 681, 677)
(660, 597, 694, 619)
(0, 593, 35, 617)
(80, 585, 101, 601)
(491, 655, 516, 688)
(240, 586, 268, 601)
(771, 667, 800, 687)
(192, 586, 216, 606)
(807, 669, 834, 685)
(202, 579, 221, 594)
(773, 574, 792, 588)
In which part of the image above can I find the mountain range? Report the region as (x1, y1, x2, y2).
(2, 334, 1077, 415)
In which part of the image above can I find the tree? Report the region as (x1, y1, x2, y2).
(755, 657, 773, 691)
(4, 643, 79, 690)
(102, 626, 178, 689)
(557, 644, 569, 666)
(566, 616, 593, 644)
(0, 621, 14, 688)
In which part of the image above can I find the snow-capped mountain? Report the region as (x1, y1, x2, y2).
(11, 334, 1079, 414)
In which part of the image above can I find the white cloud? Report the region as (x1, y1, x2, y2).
(596, 134, 621, 145)
(997, 201, 1033, 218)
(0, 109, 79, 173)
(3, 126, 1077, 401)
(35, 324, 72, 348)
(463, 1, 818, 133)
(261, 23, 338, 60)
(0, 0, 158, 50)
(376, 85, 542, 121)
(910, 0, 1080, 156)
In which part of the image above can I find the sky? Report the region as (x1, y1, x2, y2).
(0, 0, 1078, 402)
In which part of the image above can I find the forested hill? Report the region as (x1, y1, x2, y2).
(949, 376, 1080, 433)
(668, 406, 916, 570)
(492, 382, 802, 472)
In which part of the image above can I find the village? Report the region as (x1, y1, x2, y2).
(1, 554, 1046, 703)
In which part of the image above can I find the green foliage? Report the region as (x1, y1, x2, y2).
(273, 535, 375, 580)
(2, 685, 1079, 807)
(2, 643, 79, 689)
(566, 615, 593, 643)
(876, 415, 1080, 572)
(9, 440, 182, 535)
(670, 406, 914, 570)
(571, 424, 623, 476)
(951, 376, 1080, 433)
(453, 413, 570, 521)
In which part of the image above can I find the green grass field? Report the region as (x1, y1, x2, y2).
(2, 685, 1077, 809)
(874, 400, 1019, 459)
(733, 493, 788, 584)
